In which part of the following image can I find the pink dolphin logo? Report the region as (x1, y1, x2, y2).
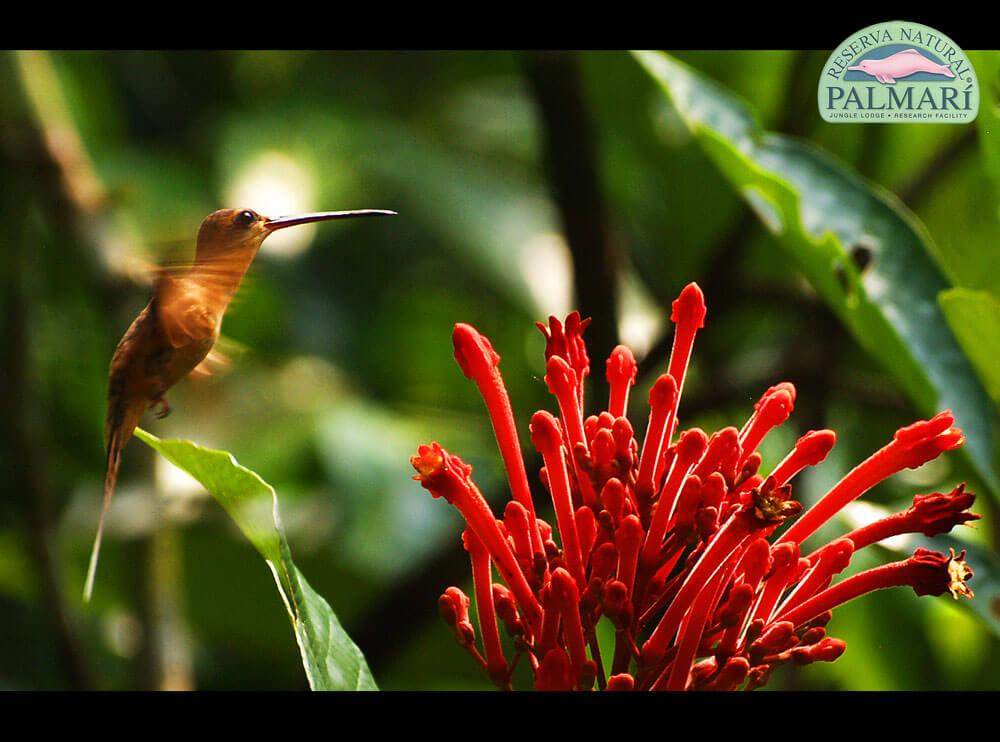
(848, 48, 956, 85)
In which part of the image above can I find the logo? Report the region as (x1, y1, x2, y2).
(819, 21, 978, 124)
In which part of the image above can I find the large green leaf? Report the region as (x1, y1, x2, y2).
(940, 289, 1000, 407)
(134, 428, 377, 691)
(633, 50, 997, 496)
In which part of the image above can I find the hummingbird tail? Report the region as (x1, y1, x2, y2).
(85, 401, 142, 603)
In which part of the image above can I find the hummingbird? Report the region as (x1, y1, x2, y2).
(87, 206, 395, 601)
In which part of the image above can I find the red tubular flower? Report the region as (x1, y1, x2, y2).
(600, 478, 626, 527)
(607, 673, 635, 691)
(746, 543, 802, 629)
(738, 385, 795, 469)
(716, 538, 772, 656)
(453, 324, 545, 559)
(692, 427, 740, 484)
(538, 312, 591, 413)
(463, 528, 509, 688)
(412, 282, 976, 691)
(575, 506, 598, 567)
(703, 656, 750, 691)
(776, 538, 854, 619)
(412, 442, 542, 636)
(673, 475, 707, 542)
(545, 356, 599, 509)
(660, 556, 738, 690)
(793, 637, 846, 666)
(663, 283, 706, 447)
(492, 583, 524, 638)
(768, 430, 837, 488)
(635, 374, 678, 505)
(531, 411, 587, 590)
(807, 484, 979, 560)
(642, 505, 765, 666)
(779, 412, 964, 547)
(535, 647, 573, 691)
(439, 587, 476, 650)
(641, 429, 708, 570)
(550, 567, 595, 689)
(536, 584, 562, 659)
(776, 548, 975, 628)
(503, 501, 543, 587)
(607, 345, 637, 419)
(615, 515, 644, 606)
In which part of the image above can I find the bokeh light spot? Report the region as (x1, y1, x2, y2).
(226, 150, 317, 258)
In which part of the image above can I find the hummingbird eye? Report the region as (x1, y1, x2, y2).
(235, 210, 256, 227)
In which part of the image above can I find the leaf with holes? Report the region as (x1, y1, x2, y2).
(633, 50, 997, 498)
(134, 428, 377, 691)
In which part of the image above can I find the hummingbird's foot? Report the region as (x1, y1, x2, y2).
(153, 397, 172, 419)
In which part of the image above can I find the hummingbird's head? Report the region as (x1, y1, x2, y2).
(195, 207, 396, 262)
(196, 208, 270, 262)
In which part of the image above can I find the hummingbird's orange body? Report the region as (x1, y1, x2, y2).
(88, 206, 394, 601)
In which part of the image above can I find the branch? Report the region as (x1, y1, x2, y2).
(523, 51, 619, 404)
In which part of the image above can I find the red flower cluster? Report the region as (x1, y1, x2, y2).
(411, 282, 977, 691)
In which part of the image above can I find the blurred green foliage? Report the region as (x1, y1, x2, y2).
(0, 49, 998, 691)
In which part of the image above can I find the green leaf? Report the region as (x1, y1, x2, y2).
(940, 288, 1000, 407)
(134, 428, 377, 691)
(633, 50, 997, 497)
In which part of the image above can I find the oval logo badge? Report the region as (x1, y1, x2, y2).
(819, 21, 979, 124)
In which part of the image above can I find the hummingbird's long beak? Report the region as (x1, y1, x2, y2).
(264, 209, 397, 231)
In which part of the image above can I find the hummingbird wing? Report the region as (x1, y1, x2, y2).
(189, 345, 232, 379)
(154, 271, 221, 350)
